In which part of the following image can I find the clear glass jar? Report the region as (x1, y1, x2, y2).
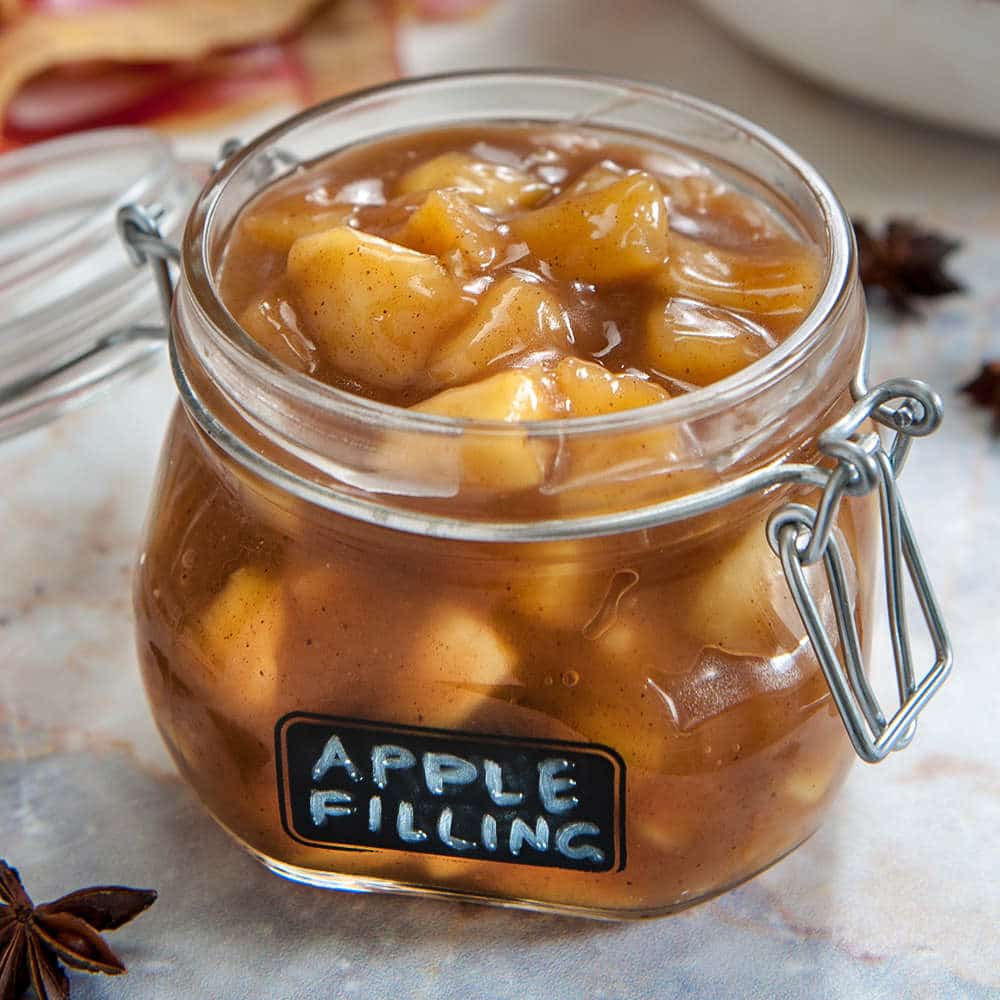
(128, 72, 949, 919)
(0, 128, 195, 441)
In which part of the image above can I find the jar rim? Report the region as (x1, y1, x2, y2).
(181, 69, 856, 440)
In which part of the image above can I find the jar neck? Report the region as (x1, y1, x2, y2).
(172, 275, 866, 541)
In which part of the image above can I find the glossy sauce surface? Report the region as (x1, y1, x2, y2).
(217, 126, 824, 408)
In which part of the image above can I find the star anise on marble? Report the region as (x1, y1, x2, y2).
(0, 860, 156, 1000)
(853, 218, 964, 313)
(960, 361, 1000, 435)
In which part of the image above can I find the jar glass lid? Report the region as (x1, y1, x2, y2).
(0, 127, 199, 441)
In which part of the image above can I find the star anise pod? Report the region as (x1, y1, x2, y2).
(960, 361, 1000, 434)
(853, 218, 964, 313)
(0, 860, 156, 1000)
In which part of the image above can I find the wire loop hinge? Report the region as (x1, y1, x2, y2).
(767, 380, 952, 762)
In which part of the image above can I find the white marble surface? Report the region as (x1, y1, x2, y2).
(2, 2, 998, 997)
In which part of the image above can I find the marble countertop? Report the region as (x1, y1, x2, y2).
(2, 2, 998, 997)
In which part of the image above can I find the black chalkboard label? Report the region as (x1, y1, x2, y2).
(275, 714, 626, 873)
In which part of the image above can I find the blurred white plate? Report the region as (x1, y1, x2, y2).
(694, 0, 1000, 138)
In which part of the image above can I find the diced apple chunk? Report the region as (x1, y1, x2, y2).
(561, 160, 627, 197)
(632, 780, 704, 853)
(596, 615, 649, 665)
(509, 172, 669, 283)
(415, 367, 554, 420)
(195, 567, 284, 717)
(784, 757, 848, 806)
(663, 233, 824, 335)
(410, 368, 556, 491)
(394, 190, 503, 273)
(240, 206, 354, 254)
(644, 297, 775, 387)
(686, 522, 827, 658)
(230, 461, 304, 540)
(555, 357, 670, 416)
(285, 563, 342, 615)
(397, 152, 550, 213)
(549, 359, 681, 514)
(286, 227, 468, 388)
(657, 170, 787, 244)
(237, 287, 318, 374)
(403, 603, 519, 727)
(508, 540, 597, 630)
(428, 277, 572, 386)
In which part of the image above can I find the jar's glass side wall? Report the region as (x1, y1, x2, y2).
(134, 402, 879, 917)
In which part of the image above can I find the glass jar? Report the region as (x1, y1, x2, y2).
(8, 73, 948, 920)
(0, 128, 196, 441)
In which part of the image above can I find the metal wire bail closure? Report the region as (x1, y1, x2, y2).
(767, 382, 952, 763)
